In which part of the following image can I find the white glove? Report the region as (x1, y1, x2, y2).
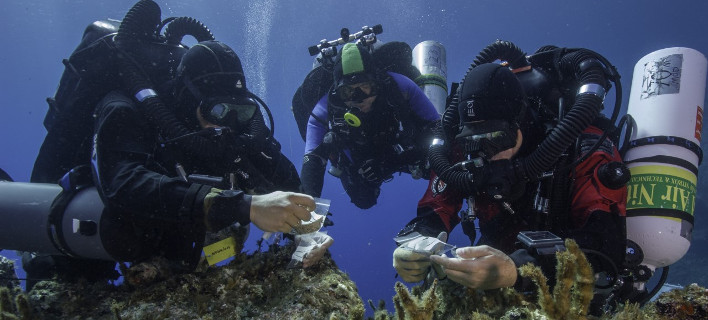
(393, 232, 448, 283)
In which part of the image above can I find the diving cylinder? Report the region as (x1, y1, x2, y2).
(624, 47, 707, 271)
(0, 181, 113, 260)
(412, 41, 448, 115)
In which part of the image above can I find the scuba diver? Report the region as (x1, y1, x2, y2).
(8, 0, 330, 289)
(392, 41, 632, 315)
(300, 42, 440, 209)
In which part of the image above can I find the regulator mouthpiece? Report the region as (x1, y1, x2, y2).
(343, 111, 362, 127)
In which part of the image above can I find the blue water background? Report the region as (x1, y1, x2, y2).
(2, 0, 708, 316)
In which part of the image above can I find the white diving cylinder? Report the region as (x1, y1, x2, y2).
(624, 47, 707, 271)
(412, 41, 448, 115)
(0, 181, 114, 260)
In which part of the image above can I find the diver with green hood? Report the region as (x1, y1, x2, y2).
(12, 0, 330, 289)
(301, 42, 440, 209)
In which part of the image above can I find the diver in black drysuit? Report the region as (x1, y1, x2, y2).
(91, 41, 303, 267)
(22, 33, 314, 288)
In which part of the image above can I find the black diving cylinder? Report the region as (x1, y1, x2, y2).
(0, 181, 113, 261)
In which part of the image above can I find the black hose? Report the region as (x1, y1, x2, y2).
(470, 40, 528, 69)
(617, 114, 635, 158)
(552, 49, 621, 172)
(428, 118, 488, 194)
(639, 266, 669, 305)
(579, 248, 621, 290)
(114, 0, 161, 46)
(522, 94, 603, 179)
(247, 92, 276, 136)
(119, 57, 226, 160)
(164, 16, 215, 45)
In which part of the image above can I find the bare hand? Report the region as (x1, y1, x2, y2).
(430, 245, 517, 290)
(250, 191, 314, 233)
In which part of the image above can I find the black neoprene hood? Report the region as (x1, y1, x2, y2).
(176, 40, 247, 97)
(456, 63, 526, 136)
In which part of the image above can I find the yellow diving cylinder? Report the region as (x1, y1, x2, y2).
(624, 47, 707, 271)
(412, 41, 448, 115)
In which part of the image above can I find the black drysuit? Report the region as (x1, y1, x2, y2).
(91, 90, 301, 267)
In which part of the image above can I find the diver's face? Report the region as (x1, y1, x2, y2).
(341, 82, 377, 113)
(489, 129, 523, 161)
(196, 106, 218, 128)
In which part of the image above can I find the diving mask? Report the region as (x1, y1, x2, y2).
(336, 81, 379, 102)
(457, 120, 518, 159)
(200, 96, 258, 129)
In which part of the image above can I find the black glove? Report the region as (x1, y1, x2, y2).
(203, 188, 251, 232)
(237, 134, 280, 157)
(357, 159, 390, 184)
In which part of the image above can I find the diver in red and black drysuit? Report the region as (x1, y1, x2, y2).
(393, 62, 628, 315)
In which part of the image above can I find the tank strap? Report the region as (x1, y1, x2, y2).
(625, 136, 702, 175)
(628, 135, 703, 163)
(625, 155, 699, 176)
(415, 74, 447, 91)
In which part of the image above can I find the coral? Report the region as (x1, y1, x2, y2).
(519, 238, 595, 320)
(606, 303, 645, 320)
(393, 280, 438, 320)
(390, 278, 527, 320)
(369, 299, 391, 320)
(0, 287, 32, 320)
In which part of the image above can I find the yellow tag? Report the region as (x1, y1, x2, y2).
(203, 236, 238, 265)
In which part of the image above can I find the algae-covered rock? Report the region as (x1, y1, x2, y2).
(14, 243, 364, 319)
(4, 239, 708, 320)
(0, 255, 20, 291)
(651, 283, 708, 319)
(382, 239, 708, 320)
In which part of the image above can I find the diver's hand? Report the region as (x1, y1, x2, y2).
(250, 191, 314, 233)
(430, 245, 517, 290)
(301, 234, 334, 268)
(393, 247, 431, 283)
(238, 134, 281, 157)
(358, 159, 388, 183)
(393, 232, 447, 283)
